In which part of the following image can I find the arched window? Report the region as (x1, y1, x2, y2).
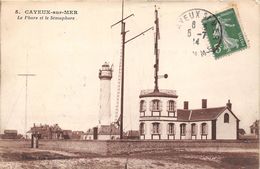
(152, 122, 160, 134)
(139, 100, 146, 112)
(150, 99, 162, 111)
(167, 100, 176, 112)
(168, 123, 175, 134)
(180, 123, 186, 136)
(191, 123, 197, 135)
(201, 123, 208, 135)
(140, 123, 145, 135)
(224, 113, 229, 123)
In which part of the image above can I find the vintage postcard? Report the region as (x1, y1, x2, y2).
(0, 0, 259, 168)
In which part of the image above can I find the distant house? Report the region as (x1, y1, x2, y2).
(62, 130, 73, 139)
(83, 128, 93, 140)
(71, 131, 84, 139)
(84, 124, 120, 140)
(28, 124, 63, 139)
(250, 120, 259, 138)
(1, 130, 18, 139)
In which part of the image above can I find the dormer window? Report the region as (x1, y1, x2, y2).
(150, 99, 162, 111)
(139, 100, 146, 112)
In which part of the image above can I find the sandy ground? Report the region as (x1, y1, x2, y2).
(0, 146, 259, 169)
(0, 157, 215, 169)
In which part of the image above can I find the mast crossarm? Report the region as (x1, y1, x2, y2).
(18, 74, 36, 76)
(111, 14, 134, 28)
(125, 27, 154, 44)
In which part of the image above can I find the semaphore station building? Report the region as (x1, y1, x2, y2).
(139, 90, 239, 140)
(138, 7, 239, 140)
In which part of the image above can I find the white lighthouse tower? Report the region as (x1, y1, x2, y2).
(98, 62, 113, 125)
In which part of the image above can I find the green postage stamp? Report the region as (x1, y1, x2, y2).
(202, 8, 247, 59)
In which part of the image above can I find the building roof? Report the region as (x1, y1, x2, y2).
(86, 128, 93, 135)
(177, 106, 238, 121)
(98, 125, 120, 135)
(27, 124, 63, 133)
(139, 89, 178, 98)
(250, 120, 259, 128)
(4, 130, 17, 134)
(85, 124, 120, 135)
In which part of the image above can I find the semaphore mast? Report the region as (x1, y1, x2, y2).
(153, 6, 168, 92)
(111, 0, 153, 139)
(154, 6, 160, 92)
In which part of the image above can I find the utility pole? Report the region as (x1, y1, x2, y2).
(18, 53, 36, 138)
(18, 73, 35, 136)
(111, 0, 153, 139)
(17, 73, 35, 138)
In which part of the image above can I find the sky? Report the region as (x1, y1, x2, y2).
(1, 0, 259, 134)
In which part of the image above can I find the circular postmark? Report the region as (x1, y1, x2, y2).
(177, 8, 222, 57)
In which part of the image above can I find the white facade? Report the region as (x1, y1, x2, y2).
(139, 89, 178, 140)
(98, 63, 112, 125)
(139, 90, 239, 140)
(140, 120, 214, 140)
(216, 109, 237, 139)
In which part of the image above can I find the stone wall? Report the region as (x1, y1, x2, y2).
(0, 139, 258, 155)
(106, 140, 259, 155)
(39, 140, 108, 155)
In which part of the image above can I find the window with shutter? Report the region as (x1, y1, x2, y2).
(144, 123, 147, 134)
(140, 123, 145, 135)
(151, 100, 161, 111)
(149, 100, 153, 111)
(191, 123, 197, 135)
(180, 123, 186, 136)
(159, 101, 162, 111)
(152, 122, 160, 134)
(168, 123, 175, 134)
(140, 100, 146, 112)
(201, 123, 208, 135)
(168, 100, 175, 111)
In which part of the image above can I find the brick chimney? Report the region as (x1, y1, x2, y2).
(202, 99, 207, 108)
(184, 101, 189, 110)
(226, 99, 232, 110)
